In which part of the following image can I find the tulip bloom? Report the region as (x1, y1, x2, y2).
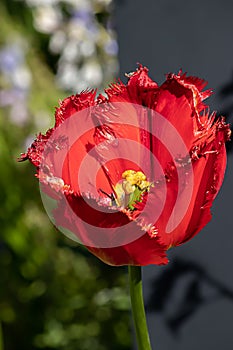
(20, 65, 231, 266)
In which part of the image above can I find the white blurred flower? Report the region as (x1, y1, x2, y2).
(95, 0, 112, 5)
(10, 101, 28, 125)
(81, 61, 103, 86)
(73, 79, 89, 92)
(56, 63, 79, 90)
(26, 0, 58, 7)
(63, 0, 91, 10)
(62, 40, 80, 62)
(49, 30, 66, 53)
(21, 0, 118, 92)
(67, 19, 87, 40)
(13, 67, 32, 90)
(80, 40, 95, 57)
(33, 6, 62, 34)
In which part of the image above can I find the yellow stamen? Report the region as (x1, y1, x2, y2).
(122, 170, 149, 189)
(113, 170, 151, 209)
(122, 170, 136, 179)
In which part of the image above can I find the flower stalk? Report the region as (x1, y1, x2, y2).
(128, 266, 152, 350)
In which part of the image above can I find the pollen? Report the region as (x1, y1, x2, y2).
(122, 170, 150, 190)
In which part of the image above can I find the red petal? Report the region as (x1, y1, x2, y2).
(156, 117, 230, 248)
(19, 128, 54, 168)
(55, 90, 96, 127)
(105, 64, 158, 107)
(87, 234, 168, 266)
(179, 128, 228, 244)
(53, 192, 168, 266)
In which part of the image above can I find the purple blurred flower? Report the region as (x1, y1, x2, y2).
(72, 9, 93, 24)
(0, 45, 23, 73)
(104, 39, 118, 55)
(0, 89, 25, 107)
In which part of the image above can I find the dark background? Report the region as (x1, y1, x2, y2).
(116, 0, 233, 349)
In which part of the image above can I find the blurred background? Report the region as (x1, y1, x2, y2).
(1, 0, 233, 349)
(0, 1, 129, 350)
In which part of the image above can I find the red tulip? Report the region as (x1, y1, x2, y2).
(20, 65, 231, 266)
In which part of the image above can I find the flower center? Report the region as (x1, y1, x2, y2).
(113, 170, 151, 210)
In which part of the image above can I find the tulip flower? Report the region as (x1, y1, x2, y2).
(20, 65, 230, 350)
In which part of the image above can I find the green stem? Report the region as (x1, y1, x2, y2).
(128, 266, 152, 350)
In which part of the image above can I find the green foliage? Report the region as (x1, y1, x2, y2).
(0, 1, 131, 349)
